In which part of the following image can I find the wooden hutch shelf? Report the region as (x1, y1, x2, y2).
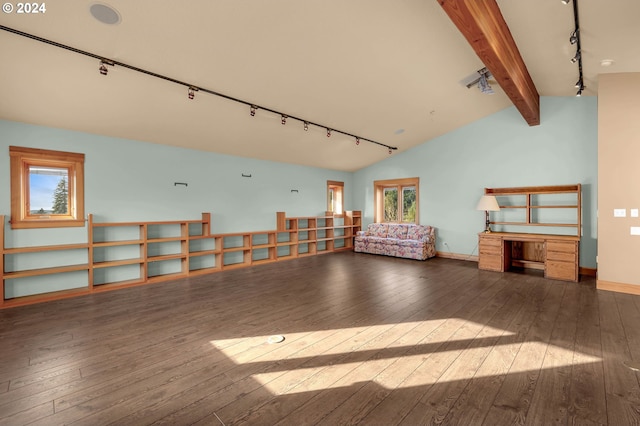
(478, 184, 581, 282)
(0, 210, 361, 308)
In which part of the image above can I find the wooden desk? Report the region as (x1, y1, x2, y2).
(478, 232, 579, 282)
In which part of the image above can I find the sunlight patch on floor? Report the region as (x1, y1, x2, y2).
(209, 320, 601, 395)
(249, 343, 601, 395)
(208, 320, 512, 362)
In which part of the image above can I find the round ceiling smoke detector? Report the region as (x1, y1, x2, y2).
(90, 3, 121, 25)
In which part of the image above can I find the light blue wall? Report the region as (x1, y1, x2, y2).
(0, 120, 352, 236)
(352, 96, 598, 268)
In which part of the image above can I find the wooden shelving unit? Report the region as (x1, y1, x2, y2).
(478, 185, 581, 282)
(486, 184, 581, 233)
(1, 210, 362, 308)
(276, 210, 361, 257)
(89, 213, 216, 288)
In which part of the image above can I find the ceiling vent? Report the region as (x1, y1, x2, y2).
(90, 3, 121, 25)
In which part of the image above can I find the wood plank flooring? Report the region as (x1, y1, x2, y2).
(1, 253, 639, 425)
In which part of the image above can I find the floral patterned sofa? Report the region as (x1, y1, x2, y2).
(354, 223, 436, 260)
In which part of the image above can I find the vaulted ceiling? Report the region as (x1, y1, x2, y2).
(1, 1, 639, 171)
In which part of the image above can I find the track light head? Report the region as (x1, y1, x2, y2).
(355, 137, 360, 146)
(98, 59, 114, 76)
(281, 114, 287, 125)
(576, 88, 582, 97)
(250, 105, 257, 116)
(570, 51, 581, 63)
(99, 60, 108, 75)
(326, 128, 332, 137)
(388, 148, 392, 155)
(569, 31, 578, 45)
(303, 121, 309, 131)
(561, 0, 570, 4)
(188, 86, 198, 100)
(574, 79, 583, 89)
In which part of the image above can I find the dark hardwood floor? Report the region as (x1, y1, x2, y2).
(1, 253, 639, 425)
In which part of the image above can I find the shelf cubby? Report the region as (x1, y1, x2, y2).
(92, 263, 143, 286)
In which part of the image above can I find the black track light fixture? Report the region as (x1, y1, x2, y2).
(569, 30, 578, 45)
(0, 25, 399, 154)
(99, 59, 114, 76)
(570, 51, 581, 64)
(567, 0, 584, 97)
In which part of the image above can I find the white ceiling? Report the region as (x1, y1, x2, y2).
(1, 1, 638, 171)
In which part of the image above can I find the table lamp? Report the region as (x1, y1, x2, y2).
(476, 195, 500, 233)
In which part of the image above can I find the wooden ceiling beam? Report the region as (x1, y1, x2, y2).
(438, 0, 540, 126)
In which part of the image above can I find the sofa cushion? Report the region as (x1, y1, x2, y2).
(367, 223, 388, 238)
(407, 225, 431, 241)
(387, 224, 409, 239)
(358, 236, 388, 244)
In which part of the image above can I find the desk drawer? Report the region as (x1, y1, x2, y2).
(479, 236, 502, 247)
(547, 250, 576, 263)
(546, 241, 577, 254)
(546, 260, 578, 282)
(479, 255, 503, 272)
(479, 244, 502, 256)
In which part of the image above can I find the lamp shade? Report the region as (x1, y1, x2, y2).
(476, 195, 500, 211)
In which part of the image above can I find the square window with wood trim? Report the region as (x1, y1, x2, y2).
(374, 178, 419, 224)
(9, 146, 85, 229)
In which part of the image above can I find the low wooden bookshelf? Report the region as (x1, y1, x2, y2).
(0, 210, 362, 308)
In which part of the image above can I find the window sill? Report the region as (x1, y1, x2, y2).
(10, 218, 86, 229)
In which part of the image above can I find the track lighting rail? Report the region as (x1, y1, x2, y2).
(567, 0, 585, 96)
(0, 25, 398, 153)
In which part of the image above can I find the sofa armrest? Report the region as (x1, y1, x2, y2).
(415, 227, 435, 244)
(425, 228, 436, 243)
(356, 231, 367, 236)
